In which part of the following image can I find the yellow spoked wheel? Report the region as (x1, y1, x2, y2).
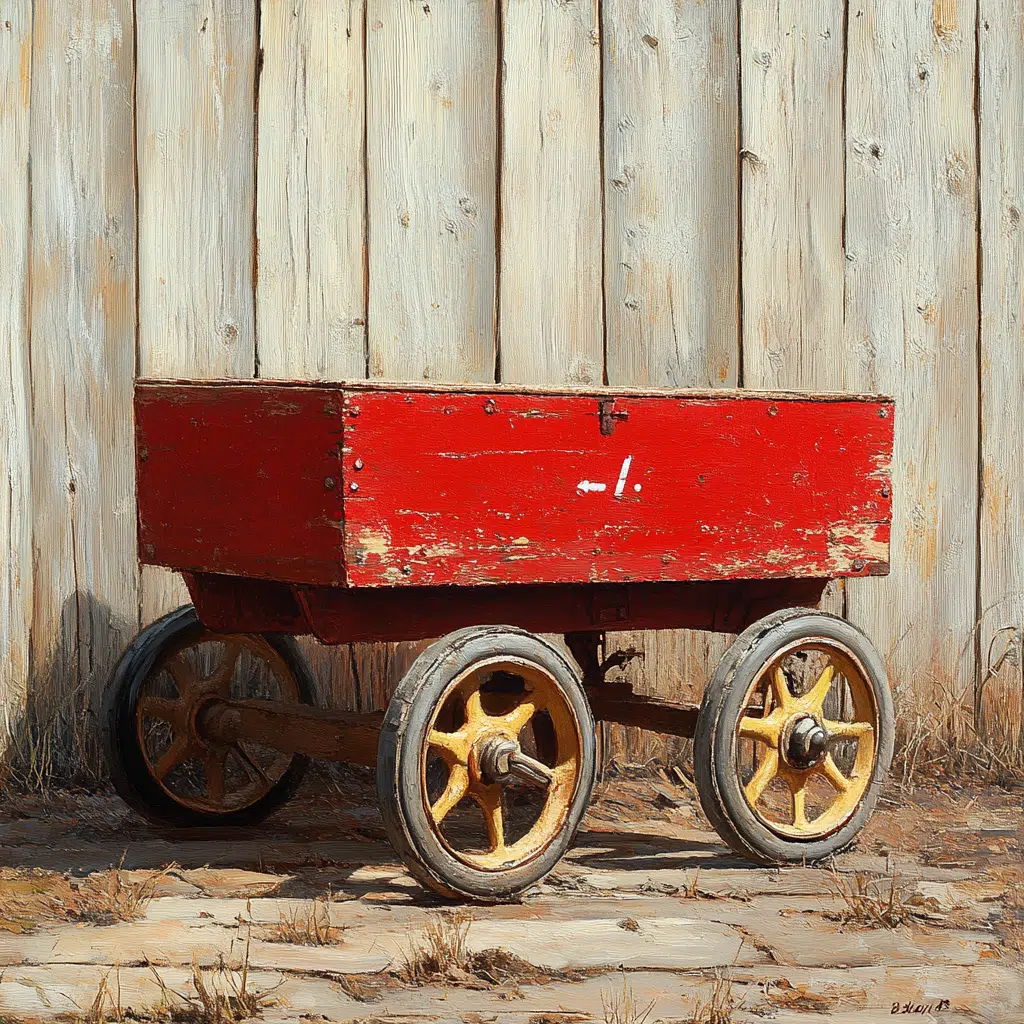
(378, 626, 596, 901)
(103, 606, 314, 827)
(424, 657, 582, 872)
(694, 610, 894, 865)
(737, 644, 876, 840)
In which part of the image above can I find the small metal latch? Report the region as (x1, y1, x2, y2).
(598, 398, 628, 435)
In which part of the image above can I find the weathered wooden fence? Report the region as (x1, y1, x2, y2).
(1, 0, 1021, 777)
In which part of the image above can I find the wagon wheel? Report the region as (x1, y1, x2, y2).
(694, 609, 894, 864)
(377, 626, 596, 900)
(103, 606, 314, 827)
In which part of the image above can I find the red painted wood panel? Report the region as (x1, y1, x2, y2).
(136, 383, 345, 585)
(341, 389, 893, 587)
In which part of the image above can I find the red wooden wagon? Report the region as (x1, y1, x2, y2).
(104, 380, 895, 899)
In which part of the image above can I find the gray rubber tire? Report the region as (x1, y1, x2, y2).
(694, 608, 894, 865)
(376, 625, 597, 901)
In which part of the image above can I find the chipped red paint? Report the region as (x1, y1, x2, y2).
(342, 388, 893, 587)
(135, 380, 893, 592)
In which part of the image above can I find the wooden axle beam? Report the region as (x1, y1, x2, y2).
(196, 699, 383, 767)
(194, 684, 699, 770)
(585, 683, 699, 739)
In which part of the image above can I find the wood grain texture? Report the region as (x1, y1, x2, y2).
(366, 0, 497, 383)
(136, 0, 257, 624)
(844, 0, 978, 711)
(256, 0, 367, 380)
(499, 0, 603, 386)
(0, 2, 32, 743)
(741, 0, 846, 392)
(604, 0, 739, 389)
(602, 0, 740, 759)
(28, 0, 137, 765)
(978, 1, 1024, 750)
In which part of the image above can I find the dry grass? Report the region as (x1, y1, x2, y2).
(688, 969, 740, 1024)
(601, 971, 655, 1024)
(262, 892, 343, 946)
(0, 861, 175, 932)
(824, 868, 915, 929)
(87, 857, 178, 925)
(396, 909, 474, 984)
(0, 685, 106, 796)
(890, 633, 1024, 793)
(393, 909, 577, 990)
(63, 918, 279, 1023)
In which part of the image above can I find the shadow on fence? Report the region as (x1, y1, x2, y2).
(1, 591, 134, 791)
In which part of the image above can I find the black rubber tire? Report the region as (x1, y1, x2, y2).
(693, 608, 895, 865)
(377, 625, 597, 901)
(101, 605, 314, 827)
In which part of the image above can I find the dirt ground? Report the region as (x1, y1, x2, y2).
(0, 765, 1021, 1024)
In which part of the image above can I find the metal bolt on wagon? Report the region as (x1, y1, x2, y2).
(103, 379, 896, 900)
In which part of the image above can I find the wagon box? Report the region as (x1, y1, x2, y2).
(111, 378, 897, 901)
(134, 380, 893, 590)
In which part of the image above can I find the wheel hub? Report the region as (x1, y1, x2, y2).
(477, 736, 553, 788)
(782, 713, 830, 769)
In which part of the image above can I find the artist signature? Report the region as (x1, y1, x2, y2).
(891, 1000, 952, 1014)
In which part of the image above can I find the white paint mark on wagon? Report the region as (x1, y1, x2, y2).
(577, 480, 607, 493)
(614, 456, 633, 497)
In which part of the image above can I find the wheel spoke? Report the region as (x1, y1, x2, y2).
(204, 747, 228, 805)
(232, 742, 271, 787)
(744, 748, 779, 807)
(430, 764, 469, 824)
(790, 779, 810, 830)
(165, 655, 199, 702)
(154, 734, 193, 782)
(463, 688, 485, 727)
(474, 784, 506, 854)
(770, 667, 794, 711)
(428, 728, 470, 763)
(207, 640, 243, 696)
(138, 695, 186, 728)
(823, 718, 873, 740)
(802, 664, 836, 713)
(499, 698, 538, 737)
(738, 710, 783, 747)
(817, 753, 852, 793)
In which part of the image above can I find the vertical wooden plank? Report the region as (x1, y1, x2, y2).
(257, 0, 366, 380)
(137, 0, 257, 623)
(604, 0, 739, 390)
(257, 0, 367, 710)
(29, 0, 137, 775)
(602, 0, 740, 764)
(741, 0, 846, 392)
(366, 0, 496, 383)
(845, 0, 978, 718)
(500, 0, 603, 386)
(0, 2, 32, 746)
(978, 1, 1024, 752)
(365, 0, 498, 702)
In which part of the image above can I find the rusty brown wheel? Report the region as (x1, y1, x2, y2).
(103, 606, 315, 826)
(377, 626, 596, 901)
